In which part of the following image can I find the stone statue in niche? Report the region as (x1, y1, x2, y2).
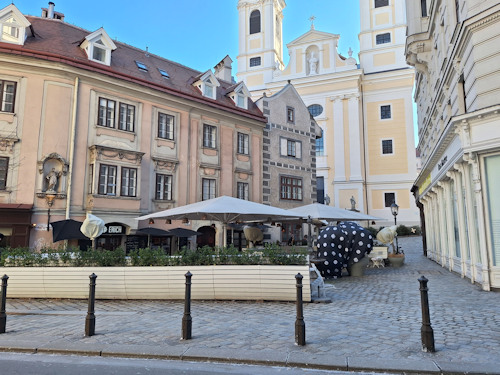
(308, 52, 318, 75)
(350, 196, 356, 210)
(45, 168, 61, 193)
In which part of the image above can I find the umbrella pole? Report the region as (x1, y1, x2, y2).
(223, 223, 227, 248)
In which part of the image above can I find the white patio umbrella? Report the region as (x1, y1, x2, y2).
(287, 203, 383, 222)
(135, 196, 303, 247)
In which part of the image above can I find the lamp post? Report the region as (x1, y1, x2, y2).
(391, 202, 399, 253)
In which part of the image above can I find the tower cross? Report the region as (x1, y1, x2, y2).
(309, 15, 316, 29)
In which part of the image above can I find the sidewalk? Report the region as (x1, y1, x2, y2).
(2, 236, 500, 374)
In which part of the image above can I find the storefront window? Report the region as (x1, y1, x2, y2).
(485, 155, 500, 266)
(451, 180, 461, 258)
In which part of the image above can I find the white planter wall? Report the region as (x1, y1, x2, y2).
(0, 265, 311, 302)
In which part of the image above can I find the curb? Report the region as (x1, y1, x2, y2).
(1, 344, 500, 375)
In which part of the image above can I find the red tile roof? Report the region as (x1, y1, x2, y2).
(0, 16, 265, 122)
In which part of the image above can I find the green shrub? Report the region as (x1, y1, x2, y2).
(0, 244, 308, 267)
(396, 225, 412, 236)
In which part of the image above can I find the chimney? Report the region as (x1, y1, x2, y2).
(48, 2, 55, 18)
(214, 55, 233, 82)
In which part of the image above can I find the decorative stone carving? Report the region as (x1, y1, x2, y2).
(45, 168, 61, 193)
(308, 52, 318, 75)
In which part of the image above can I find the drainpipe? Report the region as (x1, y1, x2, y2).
(66, 77, 79, 219)
(360, 85, 370, 227)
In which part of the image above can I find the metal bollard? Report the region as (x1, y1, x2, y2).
(295, 273, 306, 346)
(85, 273, 97, 337)
(418, 276, 435, 352)
(182, 271, 192, 340)
(0, 274, 8, 334)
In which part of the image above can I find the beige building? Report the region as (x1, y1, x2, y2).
(236, 0, 419, 226)
(0, 4, 266, 249)
(406, 0, 500, 290)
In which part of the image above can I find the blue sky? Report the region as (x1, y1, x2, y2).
(13, 0, 360, 72)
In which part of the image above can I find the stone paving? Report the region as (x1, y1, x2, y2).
(3, 236, 500, 371)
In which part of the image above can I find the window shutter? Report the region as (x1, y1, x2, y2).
(296, 142, 302, 158)
(280, 138, 288, 156)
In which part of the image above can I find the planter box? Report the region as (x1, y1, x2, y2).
(0, 265, 311, 302)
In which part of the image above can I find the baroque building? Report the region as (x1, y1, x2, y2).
(406, 0, 500, 290)
(236, 0, 419, 226)
(0, 3, 265, 249)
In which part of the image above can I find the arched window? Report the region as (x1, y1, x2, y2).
(250, 10, 261, 34)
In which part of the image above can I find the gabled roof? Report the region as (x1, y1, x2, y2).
(81, 27, 117, 50)
(287, 29, 340, 48)
(0, 4, 31, 28)
(226, 81, 250, 97)
(0, 15, 264, 122)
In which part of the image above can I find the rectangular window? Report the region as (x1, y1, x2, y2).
(485, 155, 500, 266)
(0, 80, 16, 113)
(98, 98, 116, 128)
(92, 45, 106, 62)
(237, 182, 249, 200)
(376, 33, 391, 44)
(384, 192, 395, 207)
(287, 107, 295, 124)
(317, 176, 324, 204)
(121, 167, 137, 197)
(135, 61, 148, 72)
(375, 0, 389, 8)
(204, 83, 214, 98)
(249, 57, 261, 67)
(155, 174, 172, 200)
(237, 132, 249, 155)
(0, 157, 8, 190)
(237, 94, 246, 108)
(203, 124, 217, 148)
(158, 69, 170, 78)
(158, 113, 175, 140)
(380, 105, 392, 119)
(382, 139, 393, 154)
(98, 164, 117, 195)
(287, 140, 296, 157)
(118, 103, 135, 132)
(315, 137, 324, 156)
(280, 176, 303, 201)
(421, 0, 428, 17)
(202, 178, 216, 201)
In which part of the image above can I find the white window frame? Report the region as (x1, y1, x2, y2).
(81, 28, 117, 66)
(237, 182, 249, 200)
(381, 138, 394, 155)
(98, 164, 117, 196)
(155, 174, 173, 201)
(237, 132, 249, 155)
(118, 103, 135, 132)
(203, 124, 217, 149)
(380, 104, 392, 120)
(158, 112, 175, 140)
(202, 178, 216, 201)
(0, 79, 16, 113)
(0, 6, 30, 46)
(121, 167, 137, 197)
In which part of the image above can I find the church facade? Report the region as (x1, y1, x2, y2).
(236, 0, 419, 226)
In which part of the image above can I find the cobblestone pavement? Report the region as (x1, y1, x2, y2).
(4, 236, 500, 369)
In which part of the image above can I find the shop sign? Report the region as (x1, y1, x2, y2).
(103, 224, 124, 235)
(419, 174, 432, 195)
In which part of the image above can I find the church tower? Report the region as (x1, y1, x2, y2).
(358, 0, 408, 73)
(236, 0, 286, 92)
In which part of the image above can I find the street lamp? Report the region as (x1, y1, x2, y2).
(390, 202, 399, 253)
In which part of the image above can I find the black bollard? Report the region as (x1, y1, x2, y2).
(295, 273, 306, 346)
(85, 273, 97, 337)
(182, 271, 192, 340)
(0, 274, 8, 334)
(418, 276, 435, 352)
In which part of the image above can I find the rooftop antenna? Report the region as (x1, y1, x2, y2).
(145, 46, 149, 57)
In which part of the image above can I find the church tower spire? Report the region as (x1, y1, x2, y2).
(236, 0, 286, 91)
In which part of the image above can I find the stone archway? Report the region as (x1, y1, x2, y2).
(197, 225, 216, 248)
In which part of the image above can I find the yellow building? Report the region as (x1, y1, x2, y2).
(236, 0, 419, 226)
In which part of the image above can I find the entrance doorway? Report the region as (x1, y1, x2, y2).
(197, 226, 216, 248)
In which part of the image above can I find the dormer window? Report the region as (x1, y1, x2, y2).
(0, 5, 30, 45)
(80, 28, 117, 66)
(227, 82, 250, 110)
(193, 70, 220, 100)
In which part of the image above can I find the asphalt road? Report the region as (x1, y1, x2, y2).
(0, 352, 389, 375)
